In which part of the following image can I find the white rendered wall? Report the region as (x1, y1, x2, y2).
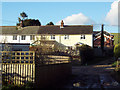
(0, 34, 93, 47)
(0, 35, 36, 44)
(38, 34, 93, 47)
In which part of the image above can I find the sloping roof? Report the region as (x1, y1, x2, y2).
(93, 31, 114, 41)
(1, 26, 18, 34)
(93, 31, 112, 36)
(20, 26, 40, 34)
(38, 25, 93, 34)
(0, 25, 93, 35)
(1, 26, 40, 35)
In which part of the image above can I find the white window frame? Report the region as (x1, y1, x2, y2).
(21, 35, 26, 40)
(41, 35, 46, 40)
(80, 35, 85, 39)
(13, 35, 17, 40)
(30, 35, 35, 40)
(51, 35, 55, 39)
(64, 35, 69, 39)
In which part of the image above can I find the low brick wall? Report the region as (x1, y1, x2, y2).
(35, 63, 72, 88)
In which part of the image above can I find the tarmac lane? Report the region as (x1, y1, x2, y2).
(57, 57, 120, 89)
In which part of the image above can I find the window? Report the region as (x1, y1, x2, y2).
(41, 35, 46, 40)
(80, 35, 85, 39)
(21, 35, 26, 40)
(51, 35, 55, 39)
(64, 35, 69, 39)
(30, 35, 35, 40)
(13, 35, 17, 40)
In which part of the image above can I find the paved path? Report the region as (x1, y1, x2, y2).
(58, 57, 120, 89)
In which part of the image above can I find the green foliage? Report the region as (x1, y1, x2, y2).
(16, 23, 20, 26)
(23, 19, 41, 26)
(2, 84, 23, 90)
(18, 17, 21, 23)
(111, 33, 120, 45)
(20, 12, 28, 20)
(115, 67, 120, 72)
(2, 81, 34, 90)
(79, 44, 94, 65)
(46, 22, 54, 25)
(17, 19, 41, 26)
(2, 85, 9, 90)
(79, 44, 92, 50)
(112, 61, 120, 67)
(17, 12, 41, 26)
(25, 81, 34, 89)
(114, 44, 120, 58)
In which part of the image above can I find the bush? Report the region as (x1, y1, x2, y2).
(112, 61, 120, 67)
(79, 44, 94, 65)
(114, 44, 120, 59)
(2, 81, 34, 90)
(79, 44, 92, 50)
(2, 84, 23, 90)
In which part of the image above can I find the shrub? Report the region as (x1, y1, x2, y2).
(112, 61, 120, 67)
(114, 44, 120, 59)
(2, 81, 34, 90)
(79, 44, 94, 65)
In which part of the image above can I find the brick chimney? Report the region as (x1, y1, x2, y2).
(60, 20, 64, 28)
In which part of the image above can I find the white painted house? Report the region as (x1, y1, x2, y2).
(0, 21, 93, 51)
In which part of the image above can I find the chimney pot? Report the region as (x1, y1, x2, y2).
(60, 20, 64, 28)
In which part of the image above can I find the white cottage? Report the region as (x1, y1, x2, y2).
(0, 21, 93, 51)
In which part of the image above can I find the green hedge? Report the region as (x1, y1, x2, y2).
(114, 44, 120, 59)
(79, 45, 94, 65)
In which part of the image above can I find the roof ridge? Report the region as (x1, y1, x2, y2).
(0, 26, 16, 27)
(40, 25, 93, 27)
(0, 25, 93, 27)
(64, 25, 93, 26)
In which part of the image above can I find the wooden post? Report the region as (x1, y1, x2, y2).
(101, 24, 104, 53)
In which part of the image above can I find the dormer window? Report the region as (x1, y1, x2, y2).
(51, 35, 55, 39)
(80, 35, 85, 39)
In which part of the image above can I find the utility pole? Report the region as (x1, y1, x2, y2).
(101, 24, 104, 52)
